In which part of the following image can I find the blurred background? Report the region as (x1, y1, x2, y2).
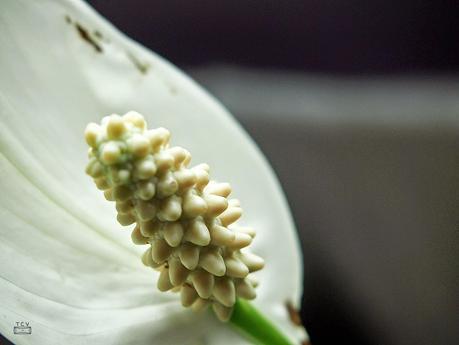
(88, 2, 459, 344)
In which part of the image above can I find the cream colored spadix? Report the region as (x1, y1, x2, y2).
(85, 112, 264, 321)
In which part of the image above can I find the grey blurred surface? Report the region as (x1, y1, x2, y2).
(190, 66, 459, 345)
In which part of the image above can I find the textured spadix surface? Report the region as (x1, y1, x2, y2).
(0, 0, 304, 344)
(85, 112, 265, 322)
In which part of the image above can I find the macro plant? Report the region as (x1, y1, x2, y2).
(0, 0, 308, 344)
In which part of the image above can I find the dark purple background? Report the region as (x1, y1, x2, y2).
(89, 0, 459, 75)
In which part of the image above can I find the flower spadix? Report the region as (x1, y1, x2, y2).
(85, 111, 264, 321)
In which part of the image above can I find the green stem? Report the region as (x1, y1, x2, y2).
(230, 298, 294, 345)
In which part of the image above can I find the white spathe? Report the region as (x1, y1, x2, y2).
(0, 0, 304, 344)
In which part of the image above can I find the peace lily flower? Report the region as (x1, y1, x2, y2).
(0, 0, 307, 344)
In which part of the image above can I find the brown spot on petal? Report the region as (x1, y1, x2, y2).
(126, 51, 150, 75)
(94, 30, 111, 43)
(286, 300, 303, 326)
(301, 340, 311, 345)
(75, 23, 102, 53)
(93, 30, 103, 39)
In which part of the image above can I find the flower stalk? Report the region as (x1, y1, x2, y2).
(230, 299, 294, 345)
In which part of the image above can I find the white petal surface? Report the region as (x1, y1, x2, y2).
(0, 0, 304, 344)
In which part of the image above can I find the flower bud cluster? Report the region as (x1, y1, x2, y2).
(85, 112, 264, 321)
